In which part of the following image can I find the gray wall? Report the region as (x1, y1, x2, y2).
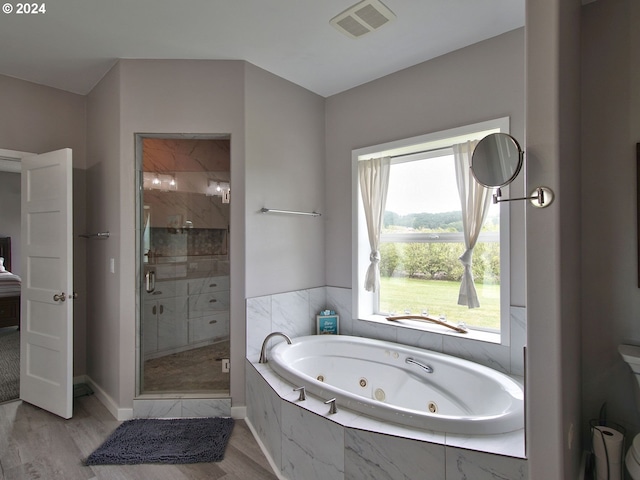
(0, 171, 21, 274)
(0, 75, 86, 163)
(324, 29, 526, 306)
(581, 0, 640, 452)
(84, 59, 325, 410)
(86, 60, 246, 409)
(119, 59, 247, 407)
(0, 74, 88, 377)
(245, 63, 326, 297)
(525, 0, 581, 477)
(86, 62, 123, 411)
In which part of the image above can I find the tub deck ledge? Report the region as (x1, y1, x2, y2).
(249, 359, 526, 459)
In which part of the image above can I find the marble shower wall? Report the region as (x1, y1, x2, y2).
(150, 227, 228, 257)
(246, 286, 526, 376)
(145, 190, 229, 231)
(143, 138, 230, 173)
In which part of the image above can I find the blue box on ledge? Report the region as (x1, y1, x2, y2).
(317, 310, 339, 335)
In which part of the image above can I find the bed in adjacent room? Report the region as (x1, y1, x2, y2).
(0, 237, 21, 328)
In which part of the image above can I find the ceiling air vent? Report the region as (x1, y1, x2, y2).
(330, 0, 396, 39)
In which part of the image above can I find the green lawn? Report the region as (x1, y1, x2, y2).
(379, 276, 500, 330)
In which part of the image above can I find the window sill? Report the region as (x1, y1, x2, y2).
(358, 313, 503, 345)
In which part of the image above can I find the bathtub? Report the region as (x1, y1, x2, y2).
(268, 334, 524, 435)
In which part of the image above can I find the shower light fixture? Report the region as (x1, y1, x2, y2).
(206, 179, 230, 199)
(143, 172, 178, 191)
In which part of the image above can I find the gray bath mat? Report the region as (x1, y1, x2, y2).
(85, 417, 234, 465)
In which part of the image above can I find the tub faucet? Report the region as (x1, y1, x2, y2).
(293, 386, 306, 401)
(258, 332, 293, 363)
(406, 357, 434, 374)
(324, 398, 338, 414)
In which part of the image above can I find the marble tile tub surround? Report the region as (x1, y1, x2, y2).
(246, 361, 528, 480)
(246, 286, 526, 376)
(246, 289, 527, 478)
(133, 397, 231, 418)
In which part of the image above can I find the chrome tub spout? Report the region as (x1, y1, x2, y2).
(259, 332, 293, 363)
(406, 357, 434, 374)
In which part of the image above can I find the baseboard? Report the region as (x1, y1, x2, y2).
(83, 375, 134, 421)
(231, 405, 246, 419)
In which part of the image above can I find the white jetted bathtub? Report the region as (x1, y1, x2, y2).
(268, 334, 524, 435)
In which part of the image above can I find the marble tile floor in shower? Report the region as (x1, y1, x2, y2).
(0, 394, 277, 480)
(143, 340, 230, 393)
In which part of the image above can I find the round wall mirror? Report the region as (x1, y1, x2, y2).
(471, 133, 524, 188)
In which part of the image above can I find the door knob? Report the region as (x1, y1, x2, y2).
(53, 292, 66, 302)
(70, 292, 79, 299)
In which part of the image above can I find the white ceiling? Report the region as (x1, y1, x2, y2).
(0, 0, 524, 97)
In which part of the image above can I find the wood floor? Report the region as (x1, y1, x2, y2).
(0, 395, 278, 480)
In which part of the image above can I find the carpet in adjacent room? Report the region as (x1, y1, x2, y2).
(0, 327, 19, 403)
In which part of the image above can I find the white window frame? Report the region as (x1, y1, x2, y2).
(352, 117, 512, 345)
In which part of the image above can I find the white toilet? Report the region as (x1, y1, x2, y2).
(617, 344, 640, 479)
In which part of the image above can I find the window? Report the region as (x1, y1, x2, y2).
(353, 118, 511, 341)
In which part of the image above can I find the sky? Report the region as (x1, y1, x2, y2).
(385, 155, 461, 215)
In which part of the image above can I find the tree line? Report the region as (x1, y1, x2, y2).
(380, 242, 500, 283)
(380, 210, 500, 283)
(384, 211, 464, 232)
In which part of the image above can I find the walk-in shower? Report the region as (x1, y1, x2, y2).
(136, 134, 231, 396)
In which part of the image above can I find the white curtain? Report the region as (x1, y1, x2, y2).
(453, 141, 492, 308)
(358, 157, 391, 292)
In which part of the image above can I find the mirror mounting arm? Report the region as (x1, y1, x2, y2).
(494, 186, 554, 208)
(472, 133, 554, 208)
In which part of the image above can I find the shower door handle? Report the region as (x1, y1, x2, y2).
(145, 270, 156, 293)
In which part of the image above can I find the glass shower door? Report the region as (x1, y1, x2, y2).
(137, 135, 231, 395)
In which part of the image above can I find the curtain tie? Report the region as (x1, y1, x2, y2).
(459, 248, 473, 266)
(369, 250, 380, 263)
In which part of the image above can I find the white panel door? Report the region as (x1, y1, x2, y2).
(20, 149, 73, 419)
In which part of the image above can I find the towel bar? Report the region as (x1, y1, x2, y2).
(79, 232, 110, 239)
(260, 208, 321, 217)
